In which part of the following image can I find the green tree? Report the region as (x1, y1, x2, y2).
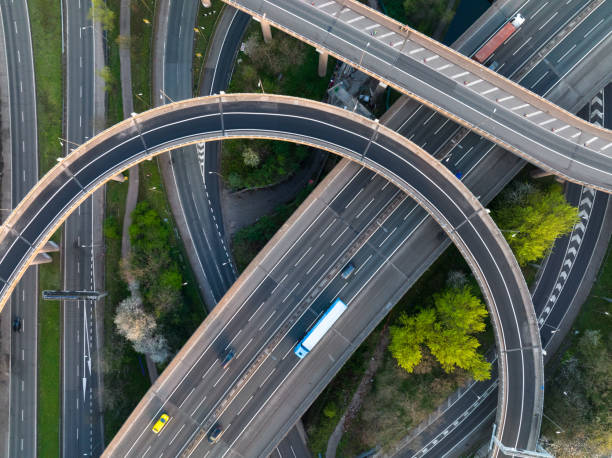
(323, 402, 337, 419)
(242, 147, 261, 168)
(89, 0, 115, 32)
(389, 286, 491, 381)
(494, 183, 579, 265)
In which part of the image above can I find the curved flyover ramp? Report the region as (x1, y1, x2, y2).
(0, 94, 542, 455)
(224, 0, 612, 192)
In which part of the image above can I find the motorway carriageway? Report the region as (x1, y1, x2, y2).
(0, 95, 541, 456)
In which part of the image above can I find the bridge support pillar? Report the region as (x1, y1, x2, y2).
(260, 18, 272, 43)
(31, 253, 52, 265)
(110, 172, 126, 182)
(374, 81, 388, 100)
(317, 49, 328, 77)
(200, 0, 211, 6)
(41, 241, 59, 253)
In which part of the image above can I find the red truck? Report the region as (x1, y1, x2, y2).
(473, 14, 525, 64)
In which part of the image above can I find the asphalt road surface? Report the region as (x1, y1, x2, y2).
(224, 0, 612, 191)
(60, 1, 104, 456)
(9, 96, 537, 457)
(1, 0, 38, 455)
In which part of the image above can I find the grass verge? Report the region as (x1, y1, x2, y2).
(29, 0, 62, 454)
(193, 0, 225, 93)
(28, 0, 63, 176)
(37, 233, 61, 458)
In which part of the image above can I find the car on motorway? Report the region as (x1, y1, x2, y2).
(207, 424, 224, 443)
(151, 413, 170, 434)
(221, 348, 235, 369)
(340, 262, 356, 280)
(12, 316, 22, 332)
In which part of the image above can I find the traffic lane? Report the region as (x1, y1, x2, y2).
(540, 189, 610, 347)
(273, 0, 609, 170)
(134, 169, 395, 446)
(491, 0, 590, 76)
(523, 4, 612, 96)
(208, 10, 250, 94)
(135, 169, 412, 455)
(171, 148, 234, 300)
(193, 158, 523, 455)
(216, 253, 422, 455)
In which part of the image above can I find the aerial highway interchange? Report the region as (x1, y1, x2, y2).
(0, 0, 610, 457)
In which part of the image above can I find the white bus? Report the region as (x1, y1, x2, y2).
(294, 298, 347, 358)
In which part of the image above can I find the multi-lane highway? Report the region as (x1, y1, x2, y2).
(224, 0, 612, 192)
(0, 95, 541, 456)
(0, 0, 38, 455)
(60, 0, 105, 456)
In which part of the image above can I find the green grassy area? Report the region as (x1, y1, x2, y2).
(193, 0, 225, 94)
(29, 0, 62, 454)
(231, 184, 314, 271)
(37, 240, 61, 458)
(106, 0, 123, 125)
(131, 0, 154, 112)
(221, 22, 334, 190)
(303, 329, 380, 455)
(29, 0, 63, 175)
(221, 139, 310, 191)
(541, 242, 612, 456)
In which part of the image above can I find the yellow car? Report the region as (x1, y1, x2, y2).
(152, 413, 170, 434)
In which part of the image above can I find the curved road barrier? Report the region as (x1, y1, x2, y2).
(0, 94, 542, 455)
(223, 0, 612, 192)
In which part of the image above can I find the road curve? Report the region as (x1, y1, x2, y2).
(223, 0, 612, 192)
(0, 94, 542, 454)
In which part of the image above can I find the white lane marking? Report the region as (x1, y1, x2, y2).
(344, 187, 364, 208)
(512, 36, 532, 56)
(538, 12, 558, 30)
(307, 254, 325, 274)
(190, 395, 207, 417)
(249, 302, 266, 322)
(330, 227, 349, 246)
(294, 247, 312, 267)
(584, 18, 604, 38)
(530, 1, 548, 19)
(319, 219, 335, 238)
(168, 424, 186, 445)
(355, 198, 375, 219)
(556, 44, 576, 64)
(282, 283, 300, 303)
(258, 310, 277, 331)
(178, 388, 196, 409)
(259, 368, 277, 389)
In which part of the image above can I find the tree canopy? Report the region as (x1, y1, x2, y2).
(494, 182, 579, 265)
(389, 286, 491, 381)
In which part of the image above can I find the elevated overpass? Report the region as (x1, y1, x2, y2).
(222, 0, 612, 192)
(0, 95, 541, 456)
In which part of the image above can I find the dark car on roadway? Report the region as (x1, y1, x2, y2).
(340, 262, 356, 280)
(12, 317, 22, 332)
(207, 424, 224, 443)
(221, 348, 235, 369)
